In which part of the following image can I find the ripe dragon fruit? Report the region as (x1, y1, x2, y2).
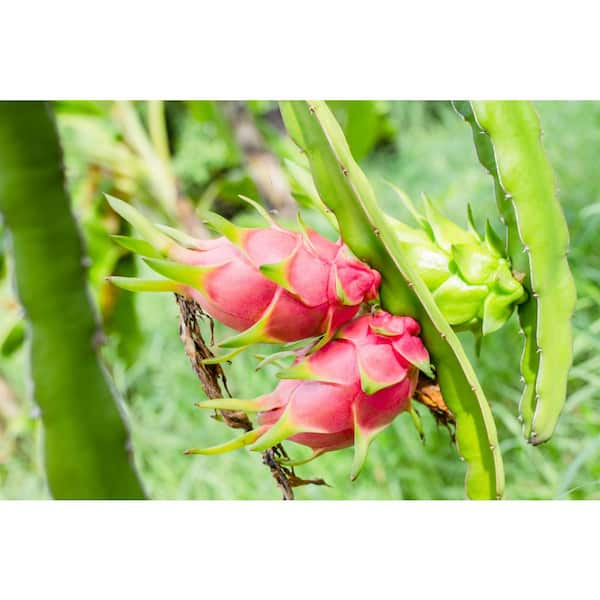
(106, 195, 381, 347)
(389, 195, 526, 335)
(187, 310, 432, 479)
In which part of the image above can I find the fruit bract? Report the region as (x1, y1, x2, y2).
(106, 195, 381, 346)
(189, 310, 431, 479)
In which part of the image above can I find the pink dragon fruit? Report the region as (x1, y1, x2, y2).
(187, 310, 432, 479)
(106, 195, 381, 347)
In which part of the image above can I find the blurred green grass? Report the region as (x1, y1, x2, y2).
(1, 101, 599, 499)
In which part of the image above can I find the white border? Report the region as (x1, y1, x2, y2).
(2, 2, 598, 597)
(1, 501, 598, 599)
(2, 1, 600, 99)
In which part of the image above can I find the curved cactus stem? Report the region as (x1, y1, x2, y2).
(184, 427, 265, 455)
(280, 100, 504, 499)
(107, 276, 184, 294)
(468, 101, 576, 444)
(518, 299, 539, 433)
(200, 346, 247, 365)
(111, 235, 164, 258)
(452, 102, 526, 271)
(278, 449, 325, 467)
(0, 102, 145, 499)
(453, 101, 538, 439)
(142, 257, 220, 293)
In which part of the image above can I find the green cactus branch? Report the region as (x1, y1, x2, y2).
(0, 101, 145, 499)
(457, 101, 576, 445)
(280, 101, 504, 499)
(453, 101, 539, 434)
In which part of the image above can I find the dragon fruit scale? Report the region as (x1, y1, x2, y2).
(106, 195, 381, 347)
(188, 310, 432, 479)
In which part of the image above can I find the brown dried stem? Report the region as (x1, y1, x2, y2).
(175, 294, 296, 500)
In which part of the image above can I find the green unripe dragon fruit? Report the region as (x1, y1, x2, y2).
(389, 196, 526, 335)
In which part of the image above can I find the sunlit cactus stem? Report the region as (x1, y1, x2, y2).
(459, 101, 577, 445)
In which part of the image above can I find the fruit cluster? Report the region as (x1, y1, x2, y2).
(107, 195, 432, 477)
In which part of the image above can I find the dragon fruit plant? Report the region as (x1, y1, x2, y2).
(186, 310, 431, 480)
(106, 100, 574, 500)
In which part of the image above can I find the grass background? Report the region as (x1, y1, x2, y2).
(1, 101, 599, 499)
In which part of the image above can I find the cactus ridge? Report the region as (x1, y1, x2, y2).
(456, 101, 576, 444)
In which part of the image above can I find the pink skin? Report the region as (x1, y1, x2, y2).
(354, 377, 414, 432)
(340, 313, 430, 371)
(290, 430, 355, 452)
(253, 310, 429, 454)
(174, 225, 381, 343)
